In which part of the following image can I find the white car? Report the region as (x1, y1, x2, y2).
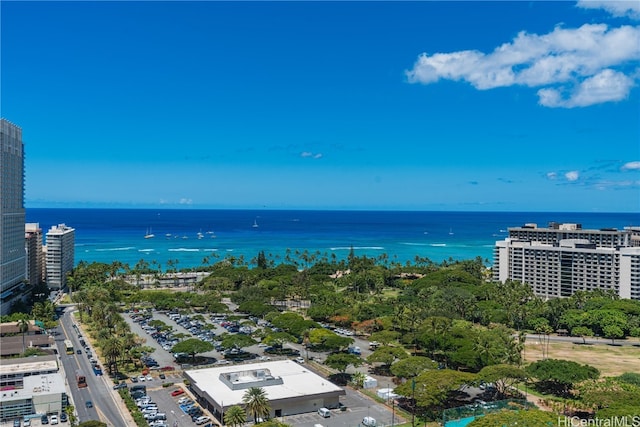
(195, 416, 210, 425)
(295, 357, 305, 364)
(362, 417, 376, 427)
(50, 415, 59, 425)
(146, 375, 153, 381)
(259, 356, 271, 361)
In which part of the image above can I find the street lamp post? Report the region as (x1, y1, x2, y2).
(391, 398, 395, 427)
(411, 378, 416, 427)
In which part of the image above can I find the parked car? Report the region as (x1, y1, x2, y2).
(318, 408, 330, 418)
(60, 412, 67, 422)
(171, 388, 184, 396)
(50, 415, 58, 425)
(362, 417, 377, 427)
(113, 382, 128, 390)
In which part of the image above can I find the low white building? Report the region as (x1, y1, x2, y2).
(0, 355, 68, 421)
(184, 360, 345, 422)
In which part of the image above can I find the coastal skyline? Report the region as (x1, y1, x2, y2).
(3, 1, 639, 212)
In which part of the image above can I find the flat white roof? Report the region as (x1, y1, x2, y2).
(1, 373, 66, 401)
(0, 357, 58, 376)
(186, 360, 343, 407)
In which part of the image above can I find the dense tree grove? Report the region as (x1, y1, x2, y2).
(24, 251, 639, 424)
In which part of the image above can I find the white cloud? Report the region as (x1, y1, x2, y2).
(300, 151, 323, 159)
(546, 172, 558, 180)
(406, 22, 640, 107)
(565, 171, 580, 181)
(622, 160, 640, 170)
(538, 69, 635, 107)
(577, 0, 640, 19)
(594, 179, 640, 190)
(179, 198, 193, 205)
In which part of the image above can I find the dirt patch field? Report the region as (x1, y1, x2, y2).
(524, 340, 640, 377)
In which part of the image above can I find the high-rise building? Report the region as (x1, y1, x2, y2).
(494, 222, 640, 300)
(45, 224, 75, 290)
(25, 223, 44, 287)
(0, 118, 26, 315)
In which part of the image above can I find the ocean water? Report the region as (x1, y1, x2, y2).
(26, 209, 639, 270)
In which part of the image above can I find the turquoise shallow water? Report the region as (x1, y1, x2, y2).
(26, 208, 638, 270)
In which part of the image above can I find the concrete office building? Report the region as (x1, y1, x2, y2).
(45, 224, 75, 290)
(494, 222, 640, 300)
(0, 119, 26, 315)
(0, 355, 68, 421)
(185, 360, 345, 423)
(25, 223, 45, 288)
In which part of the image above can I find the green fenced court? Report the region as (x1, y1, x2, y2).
(443, 399, 534, 427)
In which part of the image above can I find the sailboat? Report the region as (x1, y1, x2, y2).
(448, 228, 454, 235)
(252, 218, 259, 228)
(144, 228, 155, 239)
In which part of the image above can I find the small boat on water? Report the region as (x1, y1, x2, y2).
(144, 228, 155, 239)
(252, 219, 259, 228)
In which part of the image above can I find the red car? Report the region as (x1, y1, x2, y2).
(160, 365, 176, 371)
(171, 388, 184, 397)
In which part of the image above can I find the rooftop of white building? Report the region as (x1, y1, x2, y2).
(186, 360, 343, 407)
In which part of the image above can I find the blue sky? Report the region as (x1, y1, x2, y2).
(2, 1, 639, 212)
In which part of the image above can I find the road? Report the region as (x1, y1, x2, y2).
(56, 306, 130, 426)
(523, 333, 640, 347)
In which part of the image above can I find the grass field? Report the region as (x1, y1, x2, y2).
(524, 339, 640, 376)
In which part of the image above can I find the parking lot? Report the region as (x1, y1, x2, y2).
(120, 309, 403, 427)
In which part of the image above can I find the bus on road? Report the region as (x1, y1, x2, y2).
(64, 340, 74, 355)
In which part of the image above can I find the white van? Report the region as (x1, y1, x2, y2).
(363, 416, 377, 427)
(318, 408, 331, 418)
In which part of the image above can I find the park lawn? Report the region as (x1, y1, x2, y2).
(524, 340, 640, 377)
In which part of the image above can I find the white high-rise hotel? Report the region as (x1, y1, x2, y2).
(45, 224, 75, 290)
(494, 222, 640, 300)
(0, 119, 26, 315)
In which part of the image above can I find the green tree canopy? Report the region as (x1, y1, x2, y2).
(526, 359, 599, 397)
(263, 331, 297, 348)
(324, 353, 363, 373)
(394, 369, 476, 408)
(390, 356, 436, 380)
(221, 334, 258, 350)
(477, 364, 527, 398)
(270, 312, 318, 338)
(171, 338, 214, 363)
(366, 346, 408, 368)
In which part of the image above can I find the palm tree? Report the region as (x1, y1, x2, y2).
(242, 387, 270, 423)
(102, 336, 125, 375)
(224, 405, 247, 427)
(17, 318, 29, 353)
